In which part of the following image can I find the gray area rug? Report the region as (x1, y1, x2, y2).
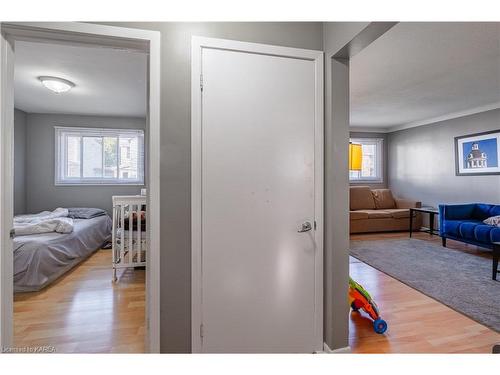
(350, 238, 500, 332)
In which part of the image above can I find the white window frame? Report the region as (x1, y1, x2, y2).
(55, 126, 145, 186)
(349, 137, 384, 184)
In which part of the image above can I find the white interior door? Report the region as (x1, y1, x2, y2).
(192, 37, 323, 353)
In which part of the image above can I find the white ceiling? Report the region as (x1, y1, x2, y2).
(350, 22, 500, 132)
(14, 41, 147, 117)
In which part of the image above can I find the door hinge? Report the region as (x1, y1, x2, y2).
(200, 74, 203, 91)
(200, 324, 204, 338)
(10, 229, 15, 239)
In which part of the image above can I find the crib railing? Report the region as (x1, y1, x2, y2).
(112, 195, 147, 282)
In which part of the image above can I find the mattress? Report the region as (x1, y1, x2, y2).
(13, 215, 112, 292)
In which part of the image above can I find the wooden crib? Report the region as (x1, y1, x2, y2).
(112, 195, 147, 282)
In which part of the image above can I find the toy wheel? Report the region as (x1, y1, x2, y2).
(350, 302, 359, 312)
(373, 318, 387, 334)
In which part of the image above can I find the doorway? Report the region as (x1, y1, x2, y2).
(0, 22, 160, 353)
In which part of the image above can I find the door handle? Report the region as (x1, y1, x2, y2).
(298, 221, 312, 233)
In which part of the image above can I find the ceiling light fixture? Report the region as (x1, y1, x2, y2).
(38, 76, 75, 94)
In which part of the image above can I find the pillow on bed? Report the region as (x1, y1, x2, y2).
(483, 215, 500, 227)
(68, 207, 107, 219)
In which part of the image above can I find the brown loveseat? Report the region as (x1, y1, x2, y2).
(350, 186, 422, 234)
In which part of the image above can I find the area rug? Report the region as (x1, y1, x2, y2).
(350, 238, 500, 332)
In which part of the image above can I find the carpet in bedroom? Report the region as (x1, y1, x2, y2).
(350, 238, 500, 333)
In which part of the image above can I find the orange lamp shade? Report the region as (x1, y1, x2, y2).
(349, 143, 362, 171)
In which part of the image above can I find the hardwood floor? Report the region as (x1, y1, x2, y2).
(13, 250, 145, 353)
(349, 232, 500, 353)
(12, 232, 499, 354)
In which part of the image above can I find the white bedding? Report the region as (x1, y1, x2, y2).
(14, 208, 74, 236)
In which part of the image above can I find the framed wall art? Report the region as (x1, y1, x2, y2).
(455, 129, 500, 176)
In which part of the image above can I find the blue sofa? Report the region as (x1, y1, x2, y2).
(439, 203, 500, 249)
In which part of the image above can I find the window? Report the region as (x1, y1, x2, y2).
(349, 137, 383, 183)
(55, 127, 144, 185)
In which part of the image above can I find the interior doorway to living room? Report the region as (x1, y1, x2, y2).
(346, 22, 500, 353)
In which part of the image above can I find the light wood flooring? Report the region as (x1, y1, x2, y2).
(349, 231, 500, 353)
(13, 249, 145, 353)
(13, 232, 499, 353)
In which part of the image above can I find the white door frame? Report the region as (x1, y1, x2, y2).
(0, 22, 161, 353)
(191, 36, 324, 353)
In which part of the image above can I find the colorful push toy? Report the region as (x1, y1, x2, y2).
(349, 277, 388, 334)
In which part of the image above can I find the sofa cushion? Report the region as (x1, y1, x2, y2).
(356, 209, 392, 219)
(472, 204, 500, 221)
(491, 227, 500, 243)
(441, 204, 475, 220)
(386, 208, 411, 219)
(474, 224, 500, 243)
(350, 186, 376, 210)
(442, 219, 482, 237)
(372, 189, 396, 209)
(350, 211, 369, 220)
(442, 219, 500, 243)
(462, 222, 500, 243)
(459, 222, 480, 241)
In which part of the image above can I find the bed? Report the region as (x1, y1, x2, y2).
(13, 215, 112, 292)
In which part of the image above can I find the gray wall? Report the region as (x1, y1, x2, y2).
(323, 22, 369, 351)
(349, 131, 388, 189)
(388, 108, 500, 213)
(14, 108, 27, 215)
(25, 113, 145, 214)
(100, 22, 325, 353)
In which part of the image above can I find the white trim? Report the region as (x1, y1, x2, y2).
(0, 22, 161, 353)
(349, 126, 390, 133)
(191, 36, 324, 353)
(147, 28, 161, 353)
(54, 126, 145, 186)
(322, 342, 352, 354)
(191, 36, 203, 354)
(54, 125, 145, 134)
(1, 22, 151, 53)
(350, 101, 500, 134)
(0, 30, 15, 350)
(389, 101, 500, 132)
(313, 46, 324, 354)
(349, 137, 384, 184)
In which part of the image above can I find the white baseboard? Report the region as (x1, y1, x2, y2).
(322, 342, 351, 354)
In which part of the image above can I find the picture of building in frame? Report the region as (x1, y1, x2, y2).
(455, 130, 500, 175)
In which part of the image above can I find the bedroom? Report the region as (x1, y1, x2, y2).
(12, 39, 148, 352)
